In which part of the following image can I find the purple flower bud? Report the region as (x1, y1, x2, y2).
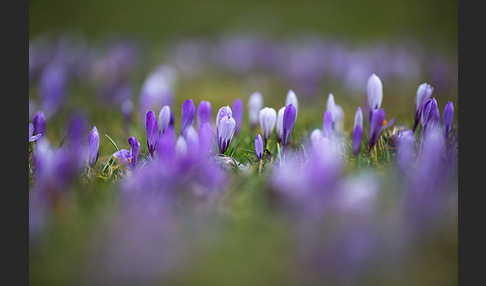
(197, 101, 212, 130)
(87, 126, 99, 167)
(352, 107, 363, 156)
(259, 107, 277, 140)
(216, 106, 232, 129)
(421, 98, 440, 138)
(29, 123, 41, 142)
(255, 134, 263, 160)
(158, 105, 171, 135)
(128, 136, 140, 168)
(38, 63, 66, 117)
(32, 111, 46, 138)
(282, 103, 296, 145)
(180, 99, 195, 137)
(443, 101, 454, 139)
(369, 108, 386, 149)
(175, 136, 188, 158)
(323, 110, 333, 139)
(113, 149, 132, 165)
(396, 130, 416, 172)
(139, 66, 175, 121)
(367, 73, 383, 118)
(276, 107, 285, 143)
(248, 92, 263, 129)
(145, 110, 158, 158)
(217, 115, 236, 154)
(413, 83, 434, 132)
(199, 122, 215, 155)
(232, 98, 243, 134)
(285, 90, 298, 116)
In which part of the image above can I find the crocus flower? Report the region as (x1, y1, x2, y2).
(276, 106, 286, 143)
(248, 92, 263, 129)
(145, 110, 158, 158)
(128, 136, 140, 168)
(32, 111, 46, 139)
(113, 149, 132, 165)
(217, 115, 236, 154)
(326, 93, 344, 130)
(443, 101, 454, 139)
(87, 126, 99, 167)
(369, 108, 386, 149)
(29, 123, 42, 142)
(199, 122, 214, 155)
(367, 73, 383, 119)
(282, 103, 296, 146)
(413, 83, 434, 132)
(352, 107, 363, 156)
(197, 101, 212, 130)
(38, 62, 66, 118)
(255, 134, 263, 160)
(180, 99, 195, 137)
(259, 107, 277, 141)
(216, 106, 233, 129)
(138, 66, 175, 122)
(421, 98, 440, 138)
(286, 90, 299, 116)
(232, 98, 243, 134)
(396, 130, 416, 172)
(323, 110, 333, 139)
(158, 105, 171, 136)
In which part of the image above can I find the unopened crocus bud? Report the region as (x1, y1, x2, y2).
(216, 106, 233, 129)
(259, 107, 277, 141)
(326, 93, 344, 131)
(323, 110, 333, 139)
(396, 130, 416, 172)
(352, 107, 363, 156)
(248, 92, 263, 129)
(32, 111, 46, 138)
(255, 134, 263, 160)
(197, 101, 212, 130)
(443, 101, 454, 139)
(87, 126, 99, 167)
(217, 115, 236, 154)
(421, 98, 440, 138)
(232, 98, 243, 134)
(413, 83, 434, 132)
(286, 90, 298, 116)
(145, 110, 158, 158)
(128, 136, 140, 168)
(158, 105, 171, 135)
(29, 123, 41, 142)
(367, 73, 383, 119)
(369, 108, 386, 149)
(199, 122, 214, 154)
(282, 104, 296, 146)
(276, 106, 285, 143)
(180, 99, 195, 137)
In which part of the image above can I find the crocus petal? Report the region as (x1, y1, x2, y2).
(248, 92, 263, 128)
(413, 83, 434, 132)
(180, 99, 195, 136)
(232, 98, 243, 134)
(145, 110, 158, 157)
(369, 108, 386, 149)
(216, 106, 232, 129)
(113, 149, 132, 165)
(354, 107, 363, 129)
(255, 134, 263, 160)
(259, 107, 277, 140)
(276, 106, 286, 143)
(421, 98, 440, 138)
(87, 126, 100, 167)
(158, 105, 171, 135)
(285, 90, 298, 116)
(217, 115, 236, 154)
(352, 125, 363, 156)
(282, 103, 296, 145)
(128, 136, 140, 168)
(32, 111, 46, 137)
(323, 110, 333, 139)
(367, 73, 383, 116)
(197, 101, 212, 130)
(443, 101, 454, 139)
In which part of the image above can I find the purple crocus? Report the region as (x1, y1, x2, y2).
(197, 101, 212, 130)
(352, 107, 363, 156)
(158, 106, 171, 136)
(32, 111, 46, 139)
(323, 110, 333, 139)
(217, 115, 236, 154)
(38, 62, 66, 118)
(367, 73, 383, 119)
(113, 149, 132, 165)
(285, 90, 299, 116)
(368, 108, 386, 149)
(199, 122, 215, 155)
(413, 83, 434, 132)
(232, 98, 243, 134)
(128, 136, 140, 168)
(396, 130, 416, 172)
(87, 126, 99, 167)
(421, 98, 440, 138)
(248, 92, 263, 129)
(29, 123, 42, 142)
(180, 99, 195, 137)
(145, 110, 158, 158)
(443, 101, 454, 139)
(282, 103, 296, 146)
(255, 134, 263, 160)
(276, 107, 286, 143)
(259, 107, 277, 142)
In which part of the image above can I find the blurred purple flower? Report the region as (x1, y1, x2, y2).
(158, 105, 171, 136)
(38, 62, 67, 117)
(352, 107, 363, 156)
(276, 106, 285, 143)
(29, 123, 42, 142)
(285, 90, 299, 116)
(443, 101, 454, 139)
(259, 107, 277, 141)
(197, 101, 212, 130)
(282, 103, 296, 146)
(367, 73, 383, 119)
(87, 126, 99, 167)
(323, 110, 333, 139)
(248, 92, 263, 129)
(413, 83, 434, 132)
(128, 136, 140, 168)
(421, 98, 440, 138)
(232, 98, 243, 134)
(32, 111, 46, 139)
(145, 110, 158, 158)
(180, 99, 195, 137)
(369, 108, 386, 149)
